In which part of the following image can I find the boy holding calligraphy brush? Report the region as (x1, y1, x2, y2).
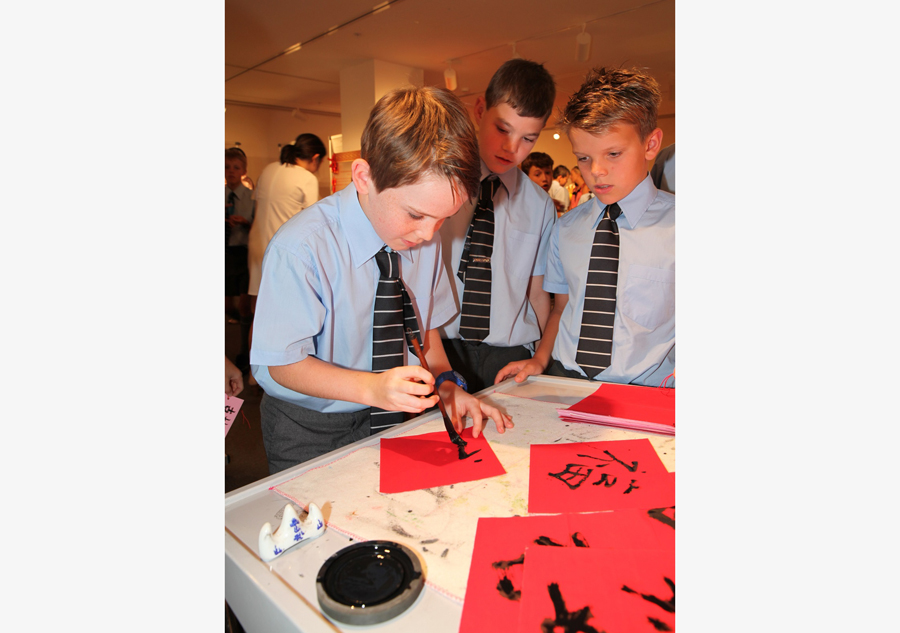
(250, 87, 512, 474)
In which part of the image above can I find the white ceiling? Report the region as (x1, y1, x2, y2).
(225, 0, 675, 126)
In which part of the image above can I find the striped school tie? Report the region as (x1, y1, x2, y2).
(575, 202, 622, 379)
(370, 247, 421, 433)
(457, 176, 500, 343)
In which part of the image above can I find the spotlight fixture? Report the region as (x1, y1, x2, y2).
(444, 61, 458, 91)
(576, 24, 591, 63)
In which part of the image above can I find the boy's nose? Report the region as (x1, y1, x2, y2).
(418, 218, 443, 242)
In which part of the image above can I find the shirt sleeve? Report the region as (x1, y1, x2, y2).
(249, 241, 324, 367)
(532, 199, 556, 277)
(542, 220, 567, 294)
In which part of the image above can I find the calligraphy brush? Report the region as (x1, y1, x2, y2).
(405, 328, 480, 460)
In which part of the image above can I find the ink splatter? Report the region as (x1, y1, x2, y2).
(534, 535, 565, 547)
(441, 548, 449, 558)
(540, 582, 600, 633)
(571, 532, 590, 548)
(621, 577, 675, 613)
(647, 506, 675, 530)
(648, 617, 672, 631)
(390, 524, 415, 538)
(420, 538, 438, 544)
(474, 459, 483, 463)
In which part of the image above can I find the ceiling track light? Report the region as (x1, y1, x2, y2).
(444, 61, 458, 91)
(576, 23, 592, 63)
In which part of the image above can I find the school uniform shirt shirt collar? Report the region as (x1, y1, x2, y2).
(586, 172, 653, 231)
(482, 160, 517, 198)
(225, 183, 250, 201)
(343, 184, 416, 267)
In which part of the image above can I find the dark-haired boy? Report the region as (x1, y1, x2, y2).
(251, 87, 511, 474)
(438, 59, 557, 393)
(496, 67, 675, 388)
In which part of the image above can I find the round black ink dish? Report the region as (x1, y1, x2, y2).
(316, 540, 424, 626)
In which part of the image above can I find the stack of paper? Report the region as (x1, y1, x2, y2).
(558, 382, 675, 435)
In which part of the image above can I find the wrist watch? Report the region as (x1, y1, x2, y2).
(435, 370, 467, 392)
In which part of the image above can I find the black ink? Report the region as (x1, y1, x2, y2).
(577, 450, 638, 472)
(420, 538, 438, 544)
(422, 547, 428, 552)
(647, 506, 675, 530)
(647, 617, 672, 631)
(440, 548, 448, 558)
(534, 535, 565, 547)
(474, 459, 483, 463)
(549, 463, 592, 489)
(492, 554, 525, 601)
(571, 532, 590, 548)
(622, 479, 640, 494)
(621, 577, 675, 613)
(491, 554, 525, 570)
(497, 575, 521, 601)
(458, 445, 482, 460)
(540, 582, 601, 633)
(591, 473, 617, 487)
(390, 524, 415, 538)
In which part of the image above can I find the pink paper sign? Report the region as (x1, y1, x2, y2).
(224, 394, 243, 437)
(460, 510, 675, 633)
(528, 439, 674, 513)
(517, 546, 675, 633)
(379, 427, 506, 494)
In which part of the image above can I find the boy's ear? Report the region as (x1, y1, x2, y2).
(643, 128, 664, 161)
(350, 158, 372, 195)
(473, 96, 486, 126)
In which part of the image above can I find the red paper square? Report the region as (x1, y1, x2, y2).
(517, 547, 675, 633)
(569, 383, 674, 423)
(379, 427, 506, 493)
(460, 510, 675, 633)
(528, 439, 674, 513)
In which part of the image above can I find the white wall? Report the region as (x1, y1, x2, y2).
(224, 103, 342, 198)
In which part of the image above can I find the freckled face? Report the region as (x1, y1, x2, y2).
(225, 158, 246, 188)
(527, 165, 552, 191)
(568, 124, 661, 205)
(475, 99, 545, 175)
(361, 171, 465, 251)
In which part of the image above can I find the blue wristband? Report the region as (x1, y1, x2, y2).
(435, 370, 467, 392)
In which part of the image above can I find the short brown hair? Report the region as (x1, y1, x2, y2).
(485, 59, 556, 122)
(361, 86, 480, 200)
(521, 152, 553, 175)
(558, 67, 661, 141)
(225, 147, 247, 170)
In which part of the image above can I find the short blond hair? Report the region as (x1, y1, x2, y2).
(361, 86, 480, 200)
(559, 67, 661, 141)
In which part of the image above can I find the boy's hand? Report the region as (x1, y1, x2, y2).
(370, 365, 439, 413)
(439, 383, 513, 439)
(494, 358, 546, 385)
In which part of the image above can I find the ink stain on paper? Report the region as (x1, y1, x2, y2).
(390, 524, 415, 538)
(441, 548, 449, 558)
(420, 538, 438, 544)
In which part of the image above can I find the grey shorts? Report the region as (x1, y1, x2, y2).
(260, 393, 372, 475)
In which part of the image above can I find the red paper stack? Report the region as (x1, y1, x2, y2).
(558, 382, 675, 435)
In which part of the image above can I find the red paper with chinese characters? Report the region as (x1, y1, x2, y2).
(528, 439, 674, 513)
(560, 382, 675, 434)
(517, 546, 675, 633)
(459, 510, 675, 633)
(379, 427, 505, 493)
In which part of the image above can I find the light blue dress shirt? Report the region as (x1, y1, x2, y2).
(438, 161, 556, 349)
(543, 174, 675, 387)
(250, 183, 458, 412)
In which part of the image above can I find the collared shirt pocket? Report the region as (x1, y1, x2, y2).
(619, 264, 675, 330)
(502, 229, 540, 279)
